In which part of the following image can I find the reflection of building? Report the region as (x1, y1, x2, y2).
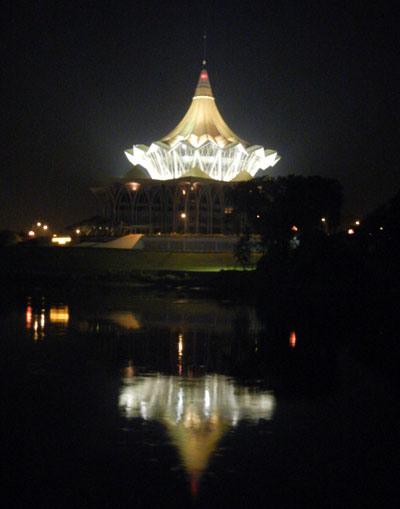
(93, 68, 280, 235)
(119, 372, 275, 491)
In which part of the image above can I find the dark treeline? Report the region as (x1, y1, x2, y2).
(226, 176, 400, 382)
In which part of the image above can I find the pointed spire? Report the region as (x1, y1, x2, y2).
(194, 68, 214, 98)
(202, 32, 207, 67)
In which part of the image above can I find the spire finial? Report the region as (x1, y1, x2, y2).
(202, 32, 207, 67)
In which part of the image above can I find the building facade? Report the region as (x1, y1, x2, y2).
(93, 67, 280, 235)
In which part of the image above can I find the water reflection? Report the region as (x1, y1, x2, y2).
(289, 330, 297, 348)
(119, 368, 275, 491)
(25, 300, 70, 340)
(49, 305, 69, 324)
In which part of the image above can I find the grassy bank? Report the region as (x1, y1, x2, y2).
(0, 246, 261, 288)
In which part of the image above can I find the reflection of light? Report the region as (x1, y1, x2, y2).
(49, 305, 69, 324)
(40, 311, 45, 329)
(289, 331, 297, 348)
(178, 333, 184, 375)
(26, 305, 33, 327)
(107, 311, 141, 330)
(123, 360, 135, 379)
(118, 374, 275, 489)
(204, 388, 210, 414)
(33, 319, 39, 341)
(119, 374, 275, 424)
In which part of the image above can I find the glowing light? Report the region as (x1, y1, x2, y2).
(52, 234, 57, 238)
(178, 333, 184, 375)
(347, 228, 355, 235)
(43, 225, 48, 230)
(355, 220, 360, 226)
(75, 229, 81, 234)
(107, 311, 141, 330)
(49, 305, 69, 324)
(289, 331, 297, 348)
(379, 226, 384, 231)
(291, 225, 298, 232)
(256, 214, 260, 219)
(124, 70, 280, 181)
(180, 212, 187, 219)
(33, 319, 39, 341)
(128, 182, 140, 191)
(36, 222, 42, 227)
(321, 217, 326, 223)
(51, 236, 72, 245)
(26, 305, 32, 327)
(118, 374, 276, 489)
(28, 230, 35, 237)
(182, 189, 186, 195)
(40, 312, 45, 329)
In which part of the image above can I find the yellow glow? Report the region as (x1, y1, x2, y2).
(321, 217, 326, 223)
(49, 305, 69, 324)
(347, 228, 355, 235)
(28, 230, 35, 237)
(43, 225, 48, 230)
(40, 312, 45, 329)
(182, 189, 186, 195)
(37, 222, 42, 227)
(51, 236, 72, 245)
(118, 374, 276, 491)
(180, 212, 186, 219)
(107, 311, 141, 330)
(75, 229, 81, 234)
(355, 220, 360, 226)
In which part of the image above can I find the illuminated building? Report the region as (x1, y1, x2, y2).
(93, 66, 281, 235)
(125, 69, 280, 181)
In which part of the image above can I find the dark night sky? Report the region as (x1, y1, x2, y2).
(2, 0, 399, 231)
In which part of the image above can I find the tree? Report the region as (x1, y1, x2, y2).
(234, 232, 252, 270)
(232, 175, 343, 251)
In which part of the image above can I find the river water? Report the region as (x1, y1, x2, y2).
(1, 288, 397, 508)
